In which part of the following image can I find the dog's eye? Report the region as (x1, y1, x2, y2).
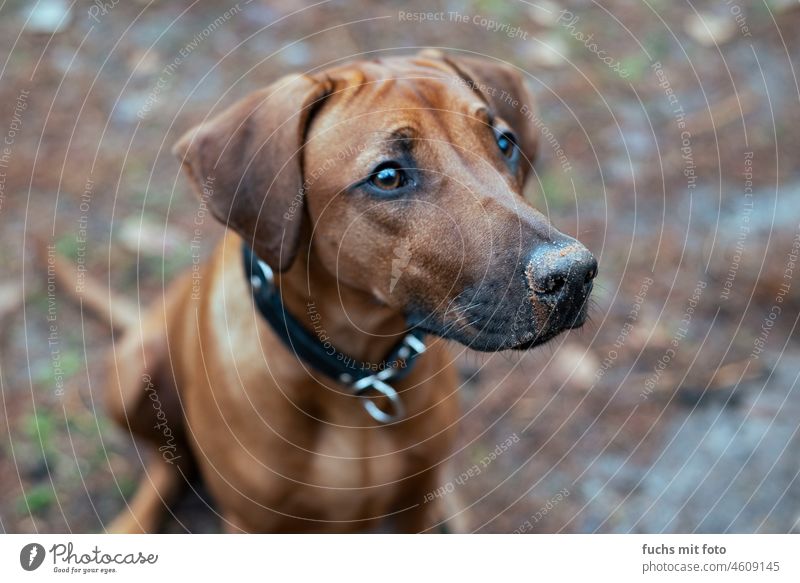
(495, 130, 517, 159)
(369, 162, 407, 191)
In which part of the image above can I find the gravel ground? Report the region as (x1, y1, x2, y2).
(0, 0, 798, 533)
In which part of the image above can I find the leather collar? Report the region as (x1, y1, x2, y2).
(242, 243, 426, 423)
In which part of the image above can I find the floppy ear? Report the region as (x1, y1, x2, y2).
(172, 74, 332, 271)
(419, 50, 539, 179)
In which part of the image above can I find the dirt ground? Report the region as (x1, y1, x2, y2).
(1, 0, 799, 533)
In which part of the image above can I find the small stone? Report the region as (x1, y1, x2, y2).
(117, 216, 179, 256)
(528, 0, 563, 28)
(0, 283, 23, 321)
(526, 33, 568, 68)
(552, 342, 599, 391)
(684, 12, 737, 47)
(24, 0, 72, 34)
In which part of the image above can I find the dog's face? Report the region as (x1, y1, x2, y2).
(174, 52, 596, 351)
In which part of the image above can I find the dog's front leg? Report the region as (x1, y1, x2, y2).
(106, 453, 183, 534)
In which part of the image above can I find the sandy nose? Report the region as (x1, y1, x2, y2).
(526, 241, 597, 300)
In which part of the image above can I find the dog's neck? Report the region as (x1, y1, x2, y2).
(275, 248, 410, 368)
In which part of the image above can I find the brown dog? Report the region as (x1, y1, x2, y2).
(105, 50, 597, 533)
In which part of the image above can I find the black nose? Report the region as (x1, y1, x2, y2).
(526, 241, 597, 301)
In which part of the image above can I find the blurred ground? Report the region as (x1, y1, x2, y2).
(0, 0, 799, 533)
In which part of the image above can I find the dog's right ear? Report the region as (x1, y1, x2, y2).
(172, 74, 332, 271)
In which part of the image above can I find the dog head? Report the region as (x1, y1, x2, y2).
(174, 51, 596, 351)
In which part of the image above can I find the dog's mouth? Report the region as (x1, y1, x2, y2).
(408, 290, 591, 353)
(508, 314, 587, 350)
(508, 330, 558, 351)
(410, 311, 585, 352)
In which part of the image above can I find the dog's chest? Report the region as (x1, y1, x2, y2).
(296, 421, 431, 520)
(309, 423, 412, 489)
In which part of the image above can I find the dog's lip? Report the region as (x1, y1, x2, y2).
(509, 328, 561, 351)
(408, 300, 589, 352)
(509, 338, 538, 350)
(410, 313, 566, 352)
(510, 308, 588, 349)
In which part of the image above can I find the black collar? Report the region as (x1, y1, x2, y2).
(243, 243, 426, 423)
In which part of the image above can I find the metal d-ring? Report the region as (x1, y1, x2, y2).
(256, 258, 274, 286)
(353, 375, 405, 424)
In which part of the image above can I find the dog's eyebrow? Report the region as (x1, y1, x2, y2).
(380, 126, 418, 150)
(473, 106, 494, 126)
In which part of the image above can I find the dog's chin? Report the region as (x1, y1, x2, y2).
(410, 306, 589, 353)
(412, 321, 563, 353)
(507, 328, 562, 351)
(506, 309, 589, 350)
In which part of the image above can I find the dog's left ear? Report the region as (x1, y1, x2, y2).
(419, 50, 539, 178)
(172, 74, 332, 271)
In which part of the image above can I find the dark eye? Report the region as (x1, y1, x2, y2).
(369, 162, 407, 191)
(496, 130, 517, 159)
